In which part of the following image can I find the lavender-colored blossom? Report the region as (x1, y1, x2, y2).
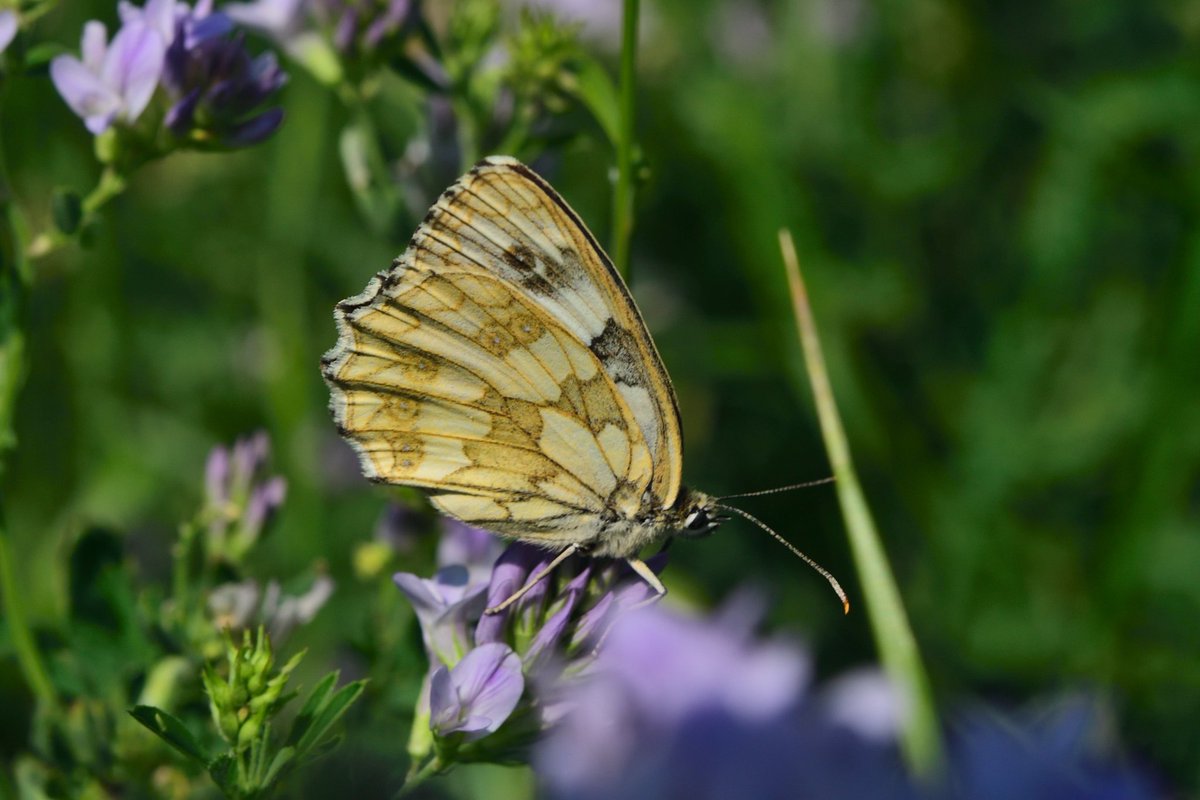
(430, 642, 524, 741)
(243, 474, 287, 537)
(399, 540, 669, 764)
(536, 602, 1160, 800)
(394, 566, 488, 667)
(437, 518, 505, 584)
(225, 0, 307, 41)
(311, 0, 416, 57)
(201, 432, 287, 560)
(116, 0, 181, 44)
(938, 697, 1159, 800)
(537, 602, 911, 800)
(208, 575, 334, 641)
(474, 544, 552, 646)
(51, 19, 166, 134)
(0, 10, 18, 55)
(523, 564, 591, 670)
(160, 4, 288, 148)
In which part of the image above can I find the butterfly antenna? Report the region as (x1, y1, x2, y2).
(715, 503, 849, 614)
(719, 477, 836, 501)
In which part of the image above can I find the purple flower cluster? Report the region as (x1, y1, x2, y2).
(51, 0, 286, 148)
(394, 522, 662, 762)
(226, 0, 417, 63)
(535, 602, 1161, 800)
(202, 431, 287, 562)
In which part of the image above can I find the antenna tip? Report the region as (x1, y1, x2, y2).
(842, 599, 851, 615)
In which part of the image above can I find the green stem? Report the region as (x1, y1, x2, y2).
(397, 755, 443, 798)
(778, 230, 942, 776)
(0, 505, 58, 709)
(610, 0, 639, 280)
(26, 167, 127, 260)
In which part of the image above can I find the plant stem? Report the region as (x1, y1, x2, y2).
(610, 0, 639, 280)
(397, 755, 443, 797)
(26, 167, 128, 260)
(778, 229, 941, 776)
(0, 505, 58, 709)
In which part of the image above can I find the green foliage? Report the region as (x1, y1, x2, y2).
(132, 630, 365, 799)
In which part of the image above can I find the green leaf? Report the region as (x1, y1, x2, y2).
(128, 705, 211, 765)
(51, 189, 83, 235)
(288, 674, 366, 757)
(260, 745, 296, 787)
(207, 753, 238, 795)
(21, 43, 70, 72)
(569, 58, 621, 147)
(284, 672, 337, 749)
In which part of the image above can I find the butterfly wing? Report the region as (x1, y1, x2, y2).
(322, 157, 684, 547)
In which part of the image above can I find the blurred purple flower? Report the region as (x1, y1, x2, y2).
(938, 696, 1160, 800)
(116, 0, 181, 44)
(430, 642, 524, 741)
(536, 601, 851, 799)
(373, 502, 420, 553)
(0, 10, 18, 55)
(536, 602, 1161, 800)
(394, 565, 487, 667)
(225, 0, 308, 41)
(312, 0, 415, 56)
(202, 431, 287, 561)
(209, 574, 334, 642)
(159, 2, 288, 148)
(437, 519, 505, 584)
(51, 18, 166, 134)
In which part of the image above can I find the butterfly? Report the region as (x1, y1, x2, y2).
(321, 156, 847, 613)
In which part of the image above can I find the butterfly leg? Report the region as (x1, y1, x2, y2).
(624, 557, 667, 606)
(484, 543, 581, 615)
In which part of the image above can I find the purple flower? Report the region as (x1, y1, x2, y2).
(398, 540, 668, 766)
(51, 18, 166, 134)
(939, 696, 1160, 800)
(474, 544, 552, 647)
(201, 431, 287, 561)
(159, 4, 288, 148)
(0, 10, 18, 55)
(208, 575, 334, 642)
(430, 642, 524, 741)
(394, 566, 488, 667)
(313, 0, 415, 56)
(437, 519, 505, 584)
(535, 602, 1162, 800)
(225, 0, 308, 42)
(536, 601, 837, 798)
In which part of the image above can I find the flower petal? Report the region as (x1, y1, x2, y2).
(102, 21, 166, 123)
(50, 55, 122, 130)
(223, 107, 287, 146)
(474, 544, 543, 644)
(430, 643, 524, 741)
(524, 564, 591, 668)
(143, 0, 180, 45)
(0, 11, 16, 55)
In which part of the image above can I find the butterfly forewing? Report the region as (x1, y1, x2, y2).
(323, 157, 683, 549)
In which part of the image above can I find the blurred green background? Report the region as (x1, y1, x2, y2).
(4, 0, 1199, 794)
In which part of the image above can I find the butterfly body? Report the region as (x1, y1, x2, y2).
(323, 156, 720, 563)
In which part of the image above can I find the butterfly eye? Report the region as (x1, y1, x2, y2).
(684, 509, 710, 531)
